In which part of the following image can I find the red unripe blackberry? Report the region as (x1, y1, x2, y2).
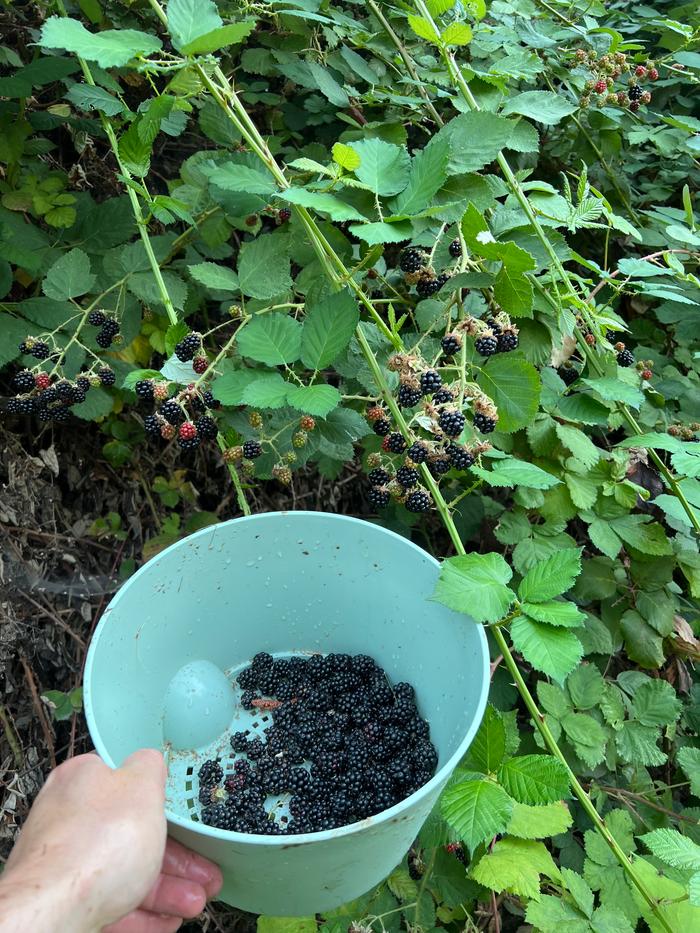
(368, 468, 391, 486)
(635, 65, 647, 77)
(441, 333, 462, 356)
(161, 423, 176, 440)
(420, 370, 442, 395)
(405, 489, 431, 513)
(366, 405, 385, 422)
(629, 101, 640, 113)
(382, 432, 406, 454)
(594, 79, 607, 94)
(278, 208, 292, 222)
(406, 441, 429, 464)
(368, 487, 390, 509)
(399, 247, 426, 273)
(438, 409, 465, 437)
(243, 439, 262, 459)
(584, 333, 596, 345)
(475, 334, 498, 356)
(648, 67, 659, 80)
(34, 372, 51, 390)
(373, 418, 391, 436)
(617, 348, 635, 367)
(87, 310, 105, 326)
(193, 356, 208, 374)
(448, 238, 461, 258)
(300, 415, 315, 431)
(641, 369, 653, 380)
(396, 466, 419, 488)
(179, 422, 197, 441)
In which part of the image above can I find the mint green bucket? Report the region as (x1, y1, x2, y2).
(84, 512, 489, 916)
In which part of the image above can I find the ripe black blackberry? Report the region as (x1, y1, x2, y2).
(368, 468, 390, 486)
(558, 365, 579, 386)
(52, 405, 71, 423)
(178, 433, 200, 451)
(399, 247, 426, 273)
(98, 367, 116, 386)
(144, 414, 161, 437)
(161, 399, 185, 425)
(231, 730, 250, 752)
(432, 388, 454, 404)
(199, 760, 224, 785)
(485, 318, 502, 335)
(195, 415, 218, 440)
(628, 84, 643, 102)
(38, 387, 58, 404)
(102, 319, 120, 337)
(243, 439, 262, 459)
(396, 466, 419, 488)
(30, 341, 50, 360)
(175, 333, 201, 362)
(71, 386, 86, 404)
(96, 329, 114, 348)
(406, 440, 429, 464)
(447, 444, 474, 470)
(368, 487, 390, 509)
(435, 273, 450, 290)
(405, 489, 431, 513)
(475, 333, 498, 356)
(497, 329, 519, 353)
(617, 348, 635, 367)
(202, 390, 220, 409)
(441, 333, 462, 356)
(420, 370, 442, 394)
(135, 380, 154, 401)
(4, 399, 21, 414)
(373, 417, 391, 436)
(76, 376, 91, 392)
(438, 409, 466, 437)
(12, 370, 35, 393)
(398, 384, 422, 408)
(56, 381, 74, 402)
(474, 411, 497, 433)
(384, 432, 406, 454)
(448, 238, 461, 258)
(428, 456, 451, 476)
(87, 310, 105, 327)
(416, 276, 441, 299)
(202, 803, 236, 830)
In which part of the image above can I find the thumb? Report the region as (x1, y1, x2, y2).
(120, 748, 167, 794)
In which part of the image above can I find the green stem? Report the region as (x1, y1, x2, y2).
(217, 435, 251, 516)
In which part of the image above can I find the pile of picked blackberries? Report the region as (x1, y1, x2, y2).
(196, 652, 437, 835)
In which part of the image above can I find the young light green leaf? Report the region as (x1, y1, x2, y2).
(510, 616, 583, 683)
(502, 90, 578, 125)
(167, 0, 221, 51)
(640, 828, 700, 871)
(471, 838, 560, 898)
(407, 14, 440, 43)
(286, 384, 341, 418)
(187, 262, 239, 293)
(279, 188, 366, 222)
(257, 918, 316, 933)
(561, 867, 594, 919)
(521, 600, 585, 627)
(518, 548, 582, 602)
(39, 17, 161, 67)
(471, 458, 560, 490)
(349, 138, 410, 196)
(507, 800, 572, 839)
(525, 894, 590, 931)
(690, 872, 700, 907)
(301, 290, 358, 370)
(332, 142, 361, 171)
(237, 315, 302, 366)
(42, 248, 95, 301)
(477, 356, 541, 432)
(498, 754, 570, 805)
(432, 553, 514, 624)
(467, 704, 506, 774)
(441, 779, 513, 853)
(441, 22, 472, 46)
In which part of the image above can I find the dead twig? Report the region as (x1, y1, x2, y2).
(19, 655, 56, 770)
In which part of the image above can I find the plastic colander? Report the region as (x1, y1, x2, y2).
(84, 511, 489, 915)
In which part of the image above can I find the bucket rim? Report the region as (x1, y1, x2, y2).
(84, 510, 490, 845)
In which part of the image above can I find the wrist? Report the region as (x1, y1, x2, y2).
(0, 858, 94, 933)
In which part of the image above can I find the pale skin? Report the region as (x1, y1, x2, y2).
(0, 750, 223, 933)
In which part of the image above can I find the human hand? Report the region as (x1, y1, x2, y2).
(0, 750, 222, 933)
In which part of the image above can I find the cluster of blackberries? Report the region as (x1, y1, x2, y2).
(474, 319, 519, 356)
(196, 652, 437, 834)
(4, 367, 116, 421)
(574, 49, 656, 112)
(174, 333, 201, 362)
(87, 310, 120, 348)
(398, 248, 452, 299)
(18, 339, 50, 361)
(139, 382, 221, 449)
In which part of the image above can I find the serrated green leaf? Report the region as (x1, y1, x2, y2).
(678, 747, 700, 797)
(279, 188, 366, 222)
(631, 856, 700, 932)
(561, 867, 594, 919)
(167, 0, 221, 51)
(347, 221, 413, 244)
(507, 800, 572, 839)
(332, 142, 361, 171)
(477, 356, 541, 432)
(241, 373, 290, 409)
(522, 600, 585, 627)
(519, 548, 582, 602)
(257, 918, 316, 933)
(471, 458, 559, 490)
(207, 162, 277, 196)
(441, 779, 513, 853)
(119, 122, 151, 176)
(555, 423, 601, 468)
(511, 616, 582, 683)
(237, 315, 302, 366)
(181, 21, 256, 55)
(42, 248, 95, 301)
(66, 83, 124, 116)
(391, 137, 449, 215)
(349, 138, 410, 196)
(471, 838, 559, 898)
(187, 262, 239, 292)
(441, 22, 472, 46)
(407, 14, 440, 43)
(567, 664, 605, 710)
(525, 895, 590, 932)
(608, 515, 672, 556)
(502, 90, 578, 125)
(690, 872, 700, 907)
(386, 867, 418, 902)
(467, 704, 506, 774)
(286, 384, 341, 417)
(620, 610, 665, 669)
(301, 289, 358, 369)
(432, 553, 514, 624)
(494, 264, 533, 315)
(591, 905, 636, 933)
(39, 17, 161, 67)
(581, 376, 644, 407)
(640, 828, 700, 871)
(498, 754, 570, 805)
(238, 235, 292, 299)
(615, 721, 666, 766)
(439, 113, 514, 174)
(632, 680, 681, 726)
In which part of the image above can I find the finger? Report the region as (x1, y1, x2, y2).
(162, 838, 224, 898)
(121, 749, 167, 790)
(140, 873, 207, 918)
(103, 909, 183, 933)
